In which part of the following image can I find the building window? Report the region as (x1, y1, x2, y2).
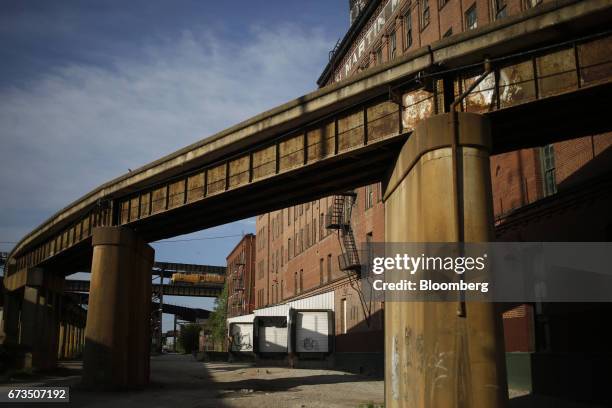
(299, 229, 304, 253)
(288, 207, 291, 225)
(341, 298, 347, 334)
(541, 144, 557, 197)
(389, 30, 397, 59)
(443, 27, 452, 38)
(439, 0, 448, 9)
(280, 280, 283, 300)
(320, 258, 324, 285)
(524, 0, 542, 8)
(320, 212, 325, 239)
(375, 46, 383, 65)
(327, 254, 332, 281)
(365, 184, 374, 210)
(294, 271, 298, 295)
(493, 0, 507, 19)
(288, 238, 292, 259)
(465, 3, 477, 30)
(281, 245, 284, 267)
(421, 0, 431, 29)
(299, 269, 303, 293)
(404, 10, 413, 49)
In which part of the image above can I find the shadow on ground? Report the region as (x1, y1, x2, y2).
(510, 394, 608, 408)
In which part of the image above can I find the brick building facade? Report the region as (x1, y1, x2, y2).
(243, 0, 612, 361)
(226, 234, 256, 319)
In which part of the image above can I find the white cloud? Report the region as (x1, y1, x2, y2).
(0, 24, 333, 243)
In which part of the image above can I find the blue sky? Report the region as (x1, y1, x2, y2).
(0, 1, 349, 328)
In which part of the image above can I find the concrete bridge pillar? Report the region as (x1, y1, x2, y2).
(57, 322, 65, 360)
(17, 270, 64, 371)
(77, 327, 83, 355)
(82, 226, 154, 389)
(69, 323, 75, 358)
(1, 289, 21, 346)
(382, 112, 507, 408)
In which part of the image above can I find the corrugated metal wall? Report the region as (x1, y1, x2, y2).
(227, 313, 255, 324)
(227, 292, 335, 324)
(254, 291, 335, 316)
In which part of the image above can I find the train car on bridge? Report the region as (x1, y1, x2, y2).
(170, 272, 225, 285)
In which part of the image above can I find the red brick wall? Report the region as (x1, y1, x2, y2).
(490, 148, 544, 219)
(554, 133, 612, 189)
(502, 304, 535, 352)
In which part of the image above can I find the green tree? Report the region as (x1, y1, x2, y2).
(206, 283, 228, 347)
(178, 324, 201, 354)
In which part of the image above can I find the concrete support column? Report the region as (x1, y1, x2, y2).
(67, 324, 73, 359)
(57, 323, 64, 360)
(82, 226, 154, 390)
(8, 268, 64, 370)
(383, 113, 507, 407)
(20, 279, 62, 370)
(54, 293, 62, 359)
(77, 327, 82, 355)
(71, 324, 77, 358)
(78, 327, 83, 355)
(73, 326, 78, 356)
(63, 322, 70, 359)
(20, 286, 39, 368)
(1, 289, 21, 346)
(60, 321, 68, 360)
(47, 291, 60, 364)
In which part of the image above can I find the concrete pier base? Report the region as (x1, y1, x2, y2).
(382, 112, 507, 407)
(6, 268, 64, 371)
(82, 227, 154, 389)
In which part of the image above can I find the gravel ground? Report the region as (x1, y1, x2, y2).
(1, 354, 607, 408)
(43, 354, 383, 408)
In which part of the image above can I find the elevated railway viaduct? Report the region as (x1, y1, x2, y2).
(2, 1, 611, 406)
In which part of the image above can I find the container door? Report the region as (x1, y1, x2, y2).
(230, 323, 253, 352)
(258, 325, 288, 353)
(296, 311, 329, 353)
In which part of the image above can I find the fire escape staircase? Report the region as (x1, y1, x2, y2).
(326, 191, 374, 327)
(326, 192, 361, 274)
